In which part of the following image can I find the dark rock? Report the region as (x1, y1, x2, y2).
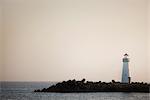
(34, 79, 150, 93)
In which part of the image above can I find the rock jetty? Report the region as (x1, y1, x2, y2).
(34, 79, 150, 93)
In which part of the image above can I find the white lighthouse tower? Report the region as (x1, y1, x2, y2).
(121, 53, 131, 83)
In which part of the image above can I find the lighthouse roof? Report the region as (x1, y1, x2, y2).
(124, 53, 128, 56)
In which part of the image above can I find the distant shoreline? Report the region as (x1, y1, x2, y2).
(34, 79, 150, 93)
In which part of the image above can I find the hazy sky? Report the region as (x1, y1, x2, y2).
(0, 1, 2, 81)
(0, 0, 150, 82)
(148, 0, 150, 81)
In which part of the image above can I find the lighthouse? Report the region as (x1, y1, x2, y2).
(121, 53, 131, 83)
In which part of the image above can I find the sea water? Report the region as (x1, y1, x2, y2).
(0, 82, 149, 100)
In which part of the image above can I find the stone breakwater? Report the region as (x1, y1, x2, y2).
(34, 79, 150, 93)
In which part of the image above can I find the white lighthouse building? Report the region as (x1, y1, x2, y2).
(121, 53, 131, 83)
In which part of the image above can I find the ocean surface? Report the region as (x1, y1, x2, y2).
(0, 82, 149, 100)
